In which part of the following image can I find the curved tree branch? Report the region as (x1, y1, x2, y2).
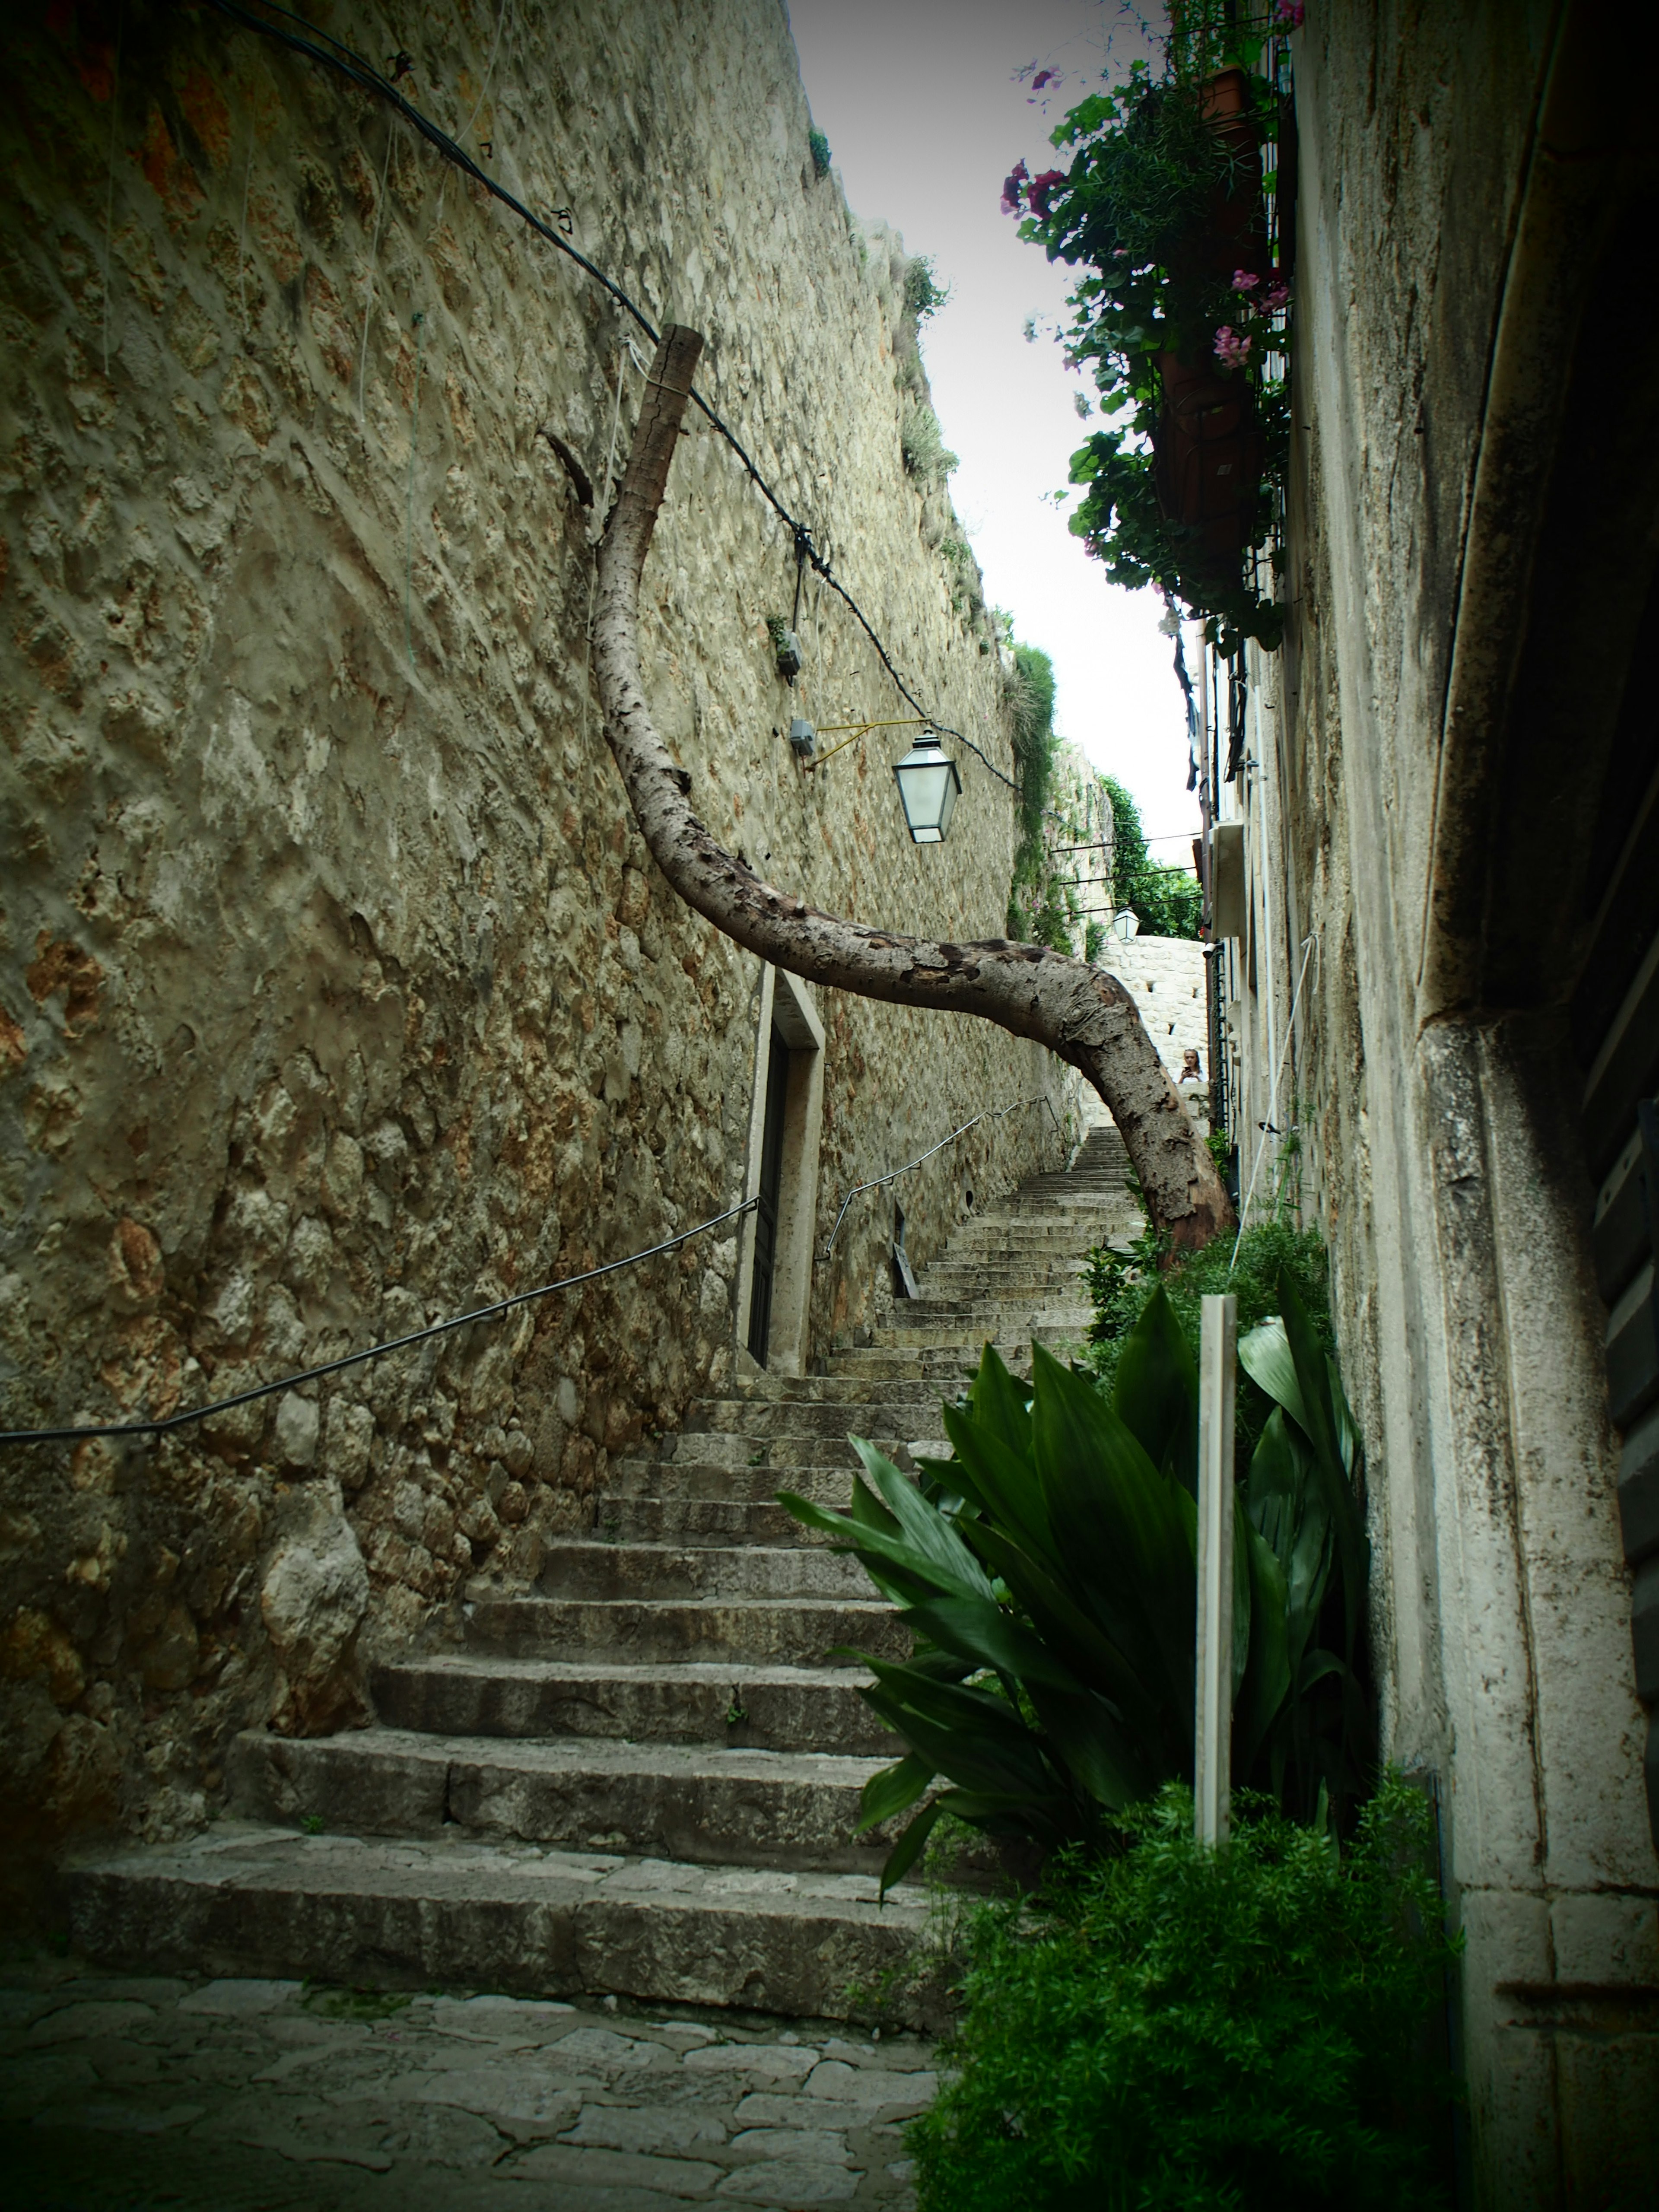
(593, 327, 1233, 1250)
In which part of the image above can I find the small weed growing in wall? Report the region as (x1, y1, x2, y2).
(901, 404, 957, 482)
(809, 127, 832, 178)
(903, 254, 952, 326)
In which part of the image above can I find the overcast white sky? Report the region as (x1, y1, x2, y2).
(787, 0, 1199, 858)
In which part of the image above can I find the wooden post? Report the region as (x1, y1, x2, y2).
(1195, 1291, 1237, 1845)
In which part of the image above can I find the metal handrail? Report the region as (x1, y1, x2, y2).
(816, 1093, 1072, 1264)
(0, 1195, 759, 1448)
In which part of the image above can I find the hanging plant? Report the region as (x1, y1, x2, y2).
(1007, 21, 1295, 652)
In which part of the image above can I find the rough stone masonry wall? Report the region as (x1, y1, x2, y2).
(0, 0, 1060, 1883)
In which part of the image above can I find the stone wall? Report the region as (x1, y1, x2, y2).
(1223, 4, 1659, 2196)
(1095, 937, 1205, 1085)
(0, 0, 1070, 1880)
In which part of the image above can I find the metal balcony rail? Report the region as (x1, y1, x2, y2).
(816, 1093, 1072, 1264)
(0, 1197, 757, 1448)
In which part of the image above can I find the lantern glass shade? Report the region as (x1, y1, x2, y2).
(891, 735, 962, 844)
(1111, 906, 1141, 942)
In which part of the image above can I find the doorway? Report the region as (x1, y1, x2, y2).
(747, 1029, 791, 1365)
(736, 966, 825, 1375)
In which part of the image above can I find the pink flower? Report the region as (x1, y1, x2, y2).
(1232, 269, 1259, 291)
(1214, 325, 1253, 369)
(1001, 158, 1029, 215)
(1264, 281, 1291, 311)
(1273, 0, 1305, 24)
(1031, 68, 1060, 91)
(1027, 168, 1066, 217)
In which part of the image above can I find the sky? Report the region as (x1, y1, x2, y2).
(787, 0, 1200, 859)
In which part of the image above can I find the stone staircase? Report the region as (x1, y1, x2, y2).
(65, 1125, 1140, 2027)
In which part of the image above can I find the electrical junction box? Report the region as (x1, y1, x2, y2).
(1211, 821, 1246, 941)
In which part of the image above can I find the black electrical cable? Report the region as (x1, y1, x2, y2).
(0, 1197, 756, 1447)
(193, 0, 1022, 797)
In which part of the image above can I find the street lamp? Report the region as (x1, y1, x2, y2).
(1111, 906, 1141, 942)
(891, 732, 963, 845)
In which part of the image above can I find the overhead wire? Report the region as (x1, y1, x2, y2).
(195, 0, 1021, 797)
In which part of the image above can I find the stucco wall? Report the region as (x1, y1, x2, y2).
(1232, 4, 1659, 2197)
(0, 0, 1070, 1874)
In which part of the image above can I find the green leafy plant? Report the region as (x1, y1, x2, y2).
(1082, 1217, 1330, 1461)
(900, 401, 957, 481)
(779, 1268, 1371, 1887)
(908, 1772, 1458, 2211)
(808, 126, 832, 179)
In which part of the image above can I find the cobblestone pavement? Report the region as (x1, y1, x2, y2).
(1, 1958, 937, 2210)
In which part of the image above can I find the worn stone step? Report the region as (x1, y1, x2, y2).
(64, 1823, 945, 2027)
(535, 1539, 867, 1603)
(603, 1459, 860, 1505)
(371, 1654, 890, 1754)
(872, 1321, 1084, 1352)
(587, 1496, 842, 1546)
(230, 1728, 901, 1874)
(700, 1374, 941, 1408)
(661, 1431, 906, 1475)
(683, 1399, 942, 1440)
(466, 1593, 906, 1667)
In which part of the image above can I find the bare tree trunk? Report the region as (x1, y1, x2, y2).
(593, 327, 1233, 1250)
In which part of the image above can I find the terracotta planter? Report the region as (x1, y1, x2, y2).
(1153, 350, 1265, 560)
(1170, 68, 1268, 282)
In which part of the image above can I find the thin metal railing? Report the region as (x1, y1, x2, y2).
(0, 1196, 758, 1448)
(816, 1093, 1072, 1264)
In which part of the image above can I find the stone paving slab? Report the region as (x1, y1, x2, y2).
(1, 1957, 935, 2209)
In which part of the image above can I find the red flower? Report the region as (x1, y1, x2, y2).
(1027, 168, 1066, 218)
(1031, 68, 1060, 91)
(1001, 158, 1030, 215)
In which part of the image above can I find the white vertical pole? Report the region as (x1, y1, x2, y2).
(1195, 1292, 1237, 1846)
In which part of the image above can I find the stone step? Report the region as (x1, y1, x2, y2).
(64, 1823, 945, 2027)
(871, 1322, 1084, 1352)
(230, 1728, 906, 1875)
(661, 1431, 904, 1474)
(682, 1398, 953, 1439)
(536, 1539, 867, 1603)
(603, 1459, 860, 1504)
(588, 1496, 841, 1546)
(466, 1593, 906, 1667)
(693, 1373, 941, 1408)
(895, 1295, 1093, 1322)
(371, 1654, 890, 1754)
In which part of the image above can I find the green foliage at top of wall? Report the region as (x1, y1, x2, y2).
(1007, 645, 1076, 950)
(1101, 774, 1202, 939)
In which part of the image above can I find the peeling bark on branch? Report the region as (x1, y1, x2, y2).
(592, 326, 1233, 1251)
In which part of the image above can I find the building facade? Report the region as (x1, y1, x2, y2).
(1205, 6, 1659, 2199)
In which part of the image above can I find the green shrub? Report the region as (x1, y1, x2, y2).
(808, 126, 831, 179)
(1084, 1218, 1332, 1462)
(909, 1773, 1459, 2212)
